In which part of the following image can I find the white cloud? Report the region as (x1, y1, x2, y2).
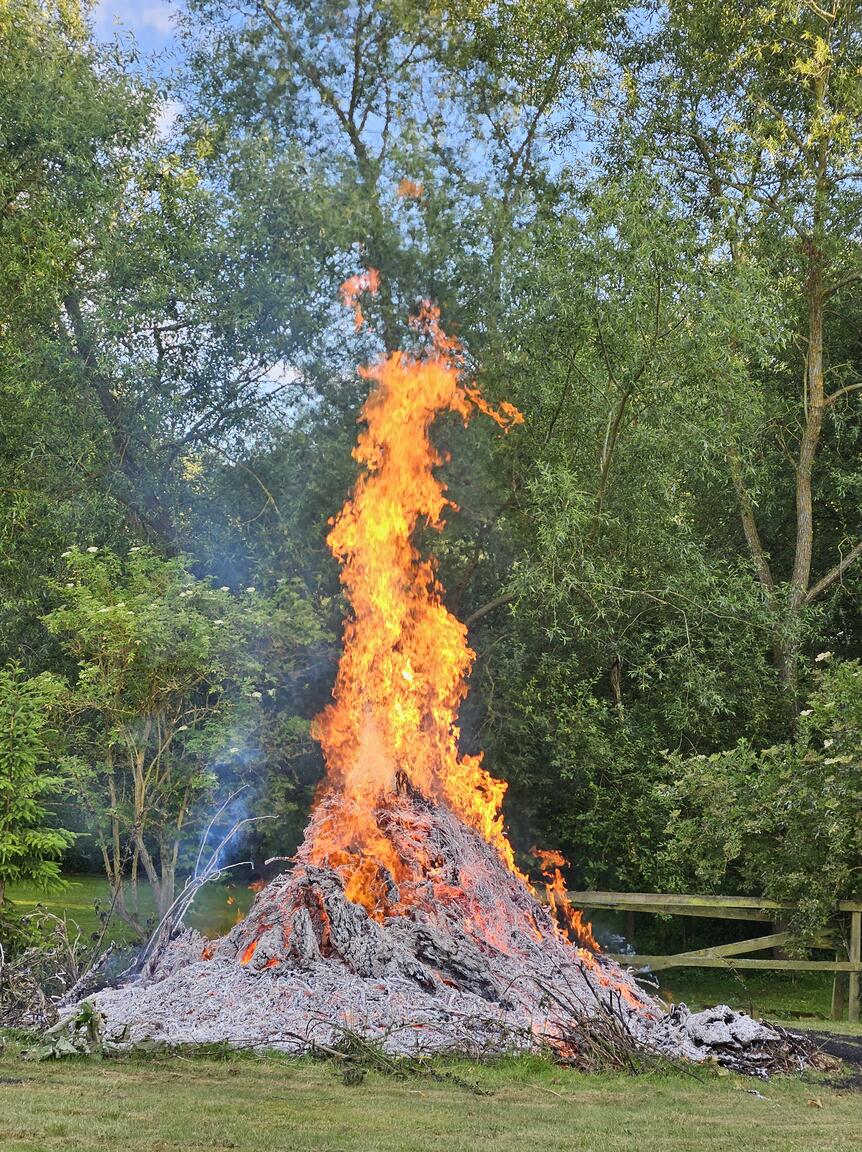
(92, 1, 177, 43)
(155, 98, 184, 139)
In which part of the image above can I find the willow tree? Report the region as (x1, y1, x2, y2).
(0, 0, 152, 659)
(627, 0, 862, 705)
(176, 0, 629, 649)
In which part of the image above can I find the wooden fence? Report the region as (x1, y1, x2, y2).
(567, 890, 862, 1023)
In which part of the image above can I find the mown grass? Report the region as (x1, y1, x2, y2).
(0, 1038, 859, 1152)
(6, 875, 254, 942)
(652, 967, 838, 1022)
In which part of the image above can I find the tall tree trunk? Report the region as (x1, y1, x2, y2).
(728, 240, 826, 713)
(780, 74, 830, 709)
(158, 838, 176, 923)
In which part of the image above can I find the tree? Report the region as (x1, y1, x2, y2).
(624, 0, 862, 705)
(0, 0, 152, 660)
(1, 3, 336, 917)
(1, 0, 308, 664)
(177, 1, 862, 887)
(178, 0, 619, 364)
(450, 3, 862, 877)
(0, 666, 73, 909)
(6, 0, 862, 912)
(462, 169, 784, 880)
(174, 0, 635, 866)
(43, 547, 261, 930)
(657, 654, 862, 942)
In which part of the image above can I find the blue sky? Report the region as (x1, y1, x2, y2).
(92, 2, 185, 134)
(92, 0, 180, 56)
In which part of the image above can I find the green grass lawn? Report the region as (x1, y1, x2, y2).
(0, 1041, 860, 1152)
(6, 874, 255, 943)
(651, 968, 839, 1023)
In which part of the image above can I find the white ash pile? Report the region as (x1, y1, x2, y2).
(85, 789, 814, 1075)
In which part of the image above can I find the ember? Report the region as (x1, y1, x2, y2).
(80, 277, 818, 1076)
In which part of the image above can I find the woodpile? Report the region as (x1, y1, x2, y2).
(80, 789, 821, 1076)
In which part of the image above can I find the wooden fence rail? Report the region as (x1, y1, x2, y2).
(567, 891, 862, 1023)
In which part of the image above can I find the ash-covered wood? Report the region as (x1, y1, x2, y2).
(83, 791, 820, 1075)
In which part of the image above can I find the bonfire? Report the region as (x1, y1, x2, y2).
(82, 277, 814, 1076)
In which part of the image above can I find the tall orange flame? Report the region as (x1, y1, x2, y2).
(308, 275, 523, 911)
(308, 273, 600, 959)
(533, 848, 599, 951)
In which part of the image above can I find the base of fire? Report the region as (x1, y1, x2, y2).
(68, 788, 822, 1078)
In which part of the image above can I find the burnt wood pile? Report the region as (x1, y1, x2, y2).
(81, 789, 820, 1076)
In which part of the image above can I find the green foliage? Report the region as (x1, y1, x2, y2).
(0, 666, 73, 904)
(0, 900, 43, 961)
(0, 0, 149, 326)
(657, 658, 862, 941)
(2, 0, 862, 934)
(474, 167, 786, 878)
(0, 0, 155, 661)
(44, 545, 256, 738)
(465, 1, 862, 890)
(42, 546, 264, 924)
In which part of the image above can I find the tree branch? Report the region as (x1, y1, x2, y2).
(201, 438, 283, 520)
(825, 380, 862, 407)
(727, 448, 775, 594)
(463, 592, 517, 628)
(805, 539, 862, 603)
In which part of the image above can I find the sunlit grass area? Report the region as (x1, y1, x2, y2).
(652, 968, 838, 1023)
(0, 1041, 860, 1152)
(6, 874, 255, 942)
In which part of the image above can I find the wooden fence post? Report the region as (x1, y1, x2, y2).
(849, 910, 861, 1024)
(831, 958, 847, 1021)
